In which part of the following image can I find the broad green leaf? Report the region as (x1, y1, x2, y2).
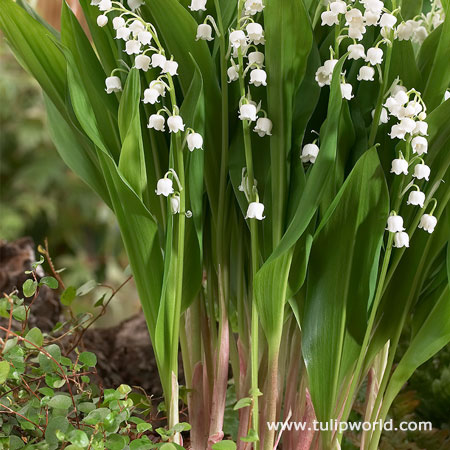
(39, 276, 58, 289)
(60, 286, 77, 306)
(68, 430, 90, 448)
(48, 395, 72, 410)
(0, 361, 10, 384)
(25, 328, 44, 349)
(212, 442, 237, 450)
(79, 351, 97, 367)
(302, 147, 388, 424)
(23, 279, 37, 298)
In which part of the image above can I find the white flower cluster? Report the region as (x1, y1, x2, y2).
(95, 0, 204, 215)
(385, 84, 437, 245)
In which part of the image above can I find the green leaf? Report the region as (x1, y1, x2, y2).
(105, 434, 128, 450)
(212, 442, 237, 450)
(240, 428, 259, 443)
(48, 395, 72, 410)
(233, 397, 252, 410)
(24, 327, 43, 349)
(61, 286, 77, 306)
(23, 279, 37, 298)
(39, 276, 58, 289)
(76, 280, 97, 296)
(79, 351, 97, 367)
(129, 437, 153, 450)
(39, 344, 62, 372)
(302, 148, 389, 424)
(67, 430, 90, 448)
(83, 408, 111, 425)
(0, 361, 10, 384)
(137, 423, 153, 433)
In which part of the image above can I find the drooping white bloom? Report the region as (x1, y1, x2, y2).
(155, 178, 174, 197)
(393, 232, 410, 248)
(148, 114, 165, 131)
(345, 8, 364, 25)
(379, 13, 397, 29)
(397, 21, 415, 40)
(167, 115, 185, 133)
(346, 8, 366, 39)
(330, 1, 347, 14)
(418, 111, 427, 121)
(163, 60, 179, 76)
(362, 0, 383, 14)
(143, 80, 166, 104)
(246, 23, 265, 45)
(125, 40, 142, 55)
(244, 0, 265, 15)
(407, 190, 426, 208)
(340, 83, 353, 100)
(129, 20, 145, 36)
(321, 11, 340, 26)
(301, 143, 320, 164)
(187, 132, 203, 151)
(151, 53, 167, 69)
(91, 0, 101, 5)
(128, 0, 145, 10)
(386, 215, 405, 232)
(248, 51, 265, 66)
(239, 103, 258, 121)
(390, 158, 408, 175)
(98, 0, 112, 11)
(116, 27, 131, 41)
(399, 117, 416, 134)
(413, 121, 428, 136)
(412, 26, 428, 44)
(189, 0, 207, 11)
(249, 69, 267, 86)
(97, 15, 108, 27)
(357, 66, 375, 81)
(246, 202, 265, 220)
(413, 163, 430, 181)
(135, 54, 151, 71)
(138, 31, 152, 45)
(366, 47, 383, 65)
(411, 136, 428, 155)
(445, 90, 450, 101)
(372, 107, 389, 124)
(196, 24, 214, 41)
(112, 17, 126, 30)
(227, 65, 239, 82)
(229, 30, 248, 49)
(394, 90, 409, 105)
(105, 76, 122, 94)
(315, 59, 338, 87)
(254, 117, 273, 137)
(170, 195, 180, 214)
(390, 124, 407, 140)
(418, 214, 437, 233)
(348, 44, 366, 60)
(364, 10, 380, 26)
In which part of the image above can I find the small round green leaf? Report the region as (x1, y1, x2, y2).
(48, 394, 72, 410)
(67, 430, 89, 448)
(79, 351, 97, 367)
(61, 286, 77, 306)
(39, 276, 59, 289)
(0, 361, 10, 384)
(23, 279, 37, 298)
(24, 327, 43, 349)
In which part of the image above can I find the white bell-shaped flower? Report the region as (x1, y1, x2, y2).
(128, 0, 144, 10)
(330, 0, 347, 14)
(116, 27, 131, 41)
(357, 66, 375, 81)
(397, 21, 415, 40)
(98, 0, 112, 11)
(348, 23, 366, 40)
(151, 53, 167, 69)
(364, 10, 380, 26)
(227, 65, 239, 82)
(189, 0, 207, 11)
(399, 117, 416, 134)
(418, 214, 437, 233)
(125, 40, 142, 55)
(248, 51, 264, 66)
(138, 31, 152, 45)
(246, 202, 265, 220)
(143, 82, 165, 104)
(321, 11, 340, 26)
(156, 178, 174, 197)
(407, 190, 426, 208)
(167, 115, 185, 133)
(348, 44, 366, 60)
(340, 83, 354, 100)
(413, 163, 430, 181)
(301, 143, 320, 164)
(393, 231, 410, 248)
(129, 20, 145, 36)
(363, 0, 383, 13)
(135, 54, 151, 71)
(315, 59, 338, 87)
(170, 195, 181, 214)
(244, 0, 264, 15)
(372, 107, 389, 124)
(246, 23, 265, 45)
(112, 17, 125, 30)
(413, 121, 428, 136)
(411, 136, 428, 155)
(229, 30, 248, 49)
(445, 90, 450, 101)
(97, 15, 108, 27)
(379, 13, 397, 29)
(386, 215, 405, 232)
(163, 60, 179, 76)
(239, 103, 258, 121)
(413, 26, 428, 44)
(249, 69, 267, 87)
(187, 132, 203, 151)
(345, 8, 364, 24)
(390, 124, 407, 140)
(390, 158, 408, 175)
(366, 47, 383, 65)
(394, 90, 409, 105)
(254, 117, 273, 137)
(105, 76, 122, 94)
(150, 80, 166, 97)
(196, 24, 214, 41)
(148, 114, 165, 131)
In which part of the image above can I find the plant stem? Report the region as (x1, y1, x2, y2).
(263, 346, 280, 450)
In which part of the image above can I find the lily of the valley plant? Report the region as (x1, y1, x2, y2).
(1, 0, 449, 449)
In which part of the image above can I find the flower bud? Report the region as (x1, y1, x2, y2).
(97, 15, 108, 27)
(170, 195, 181, 214)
